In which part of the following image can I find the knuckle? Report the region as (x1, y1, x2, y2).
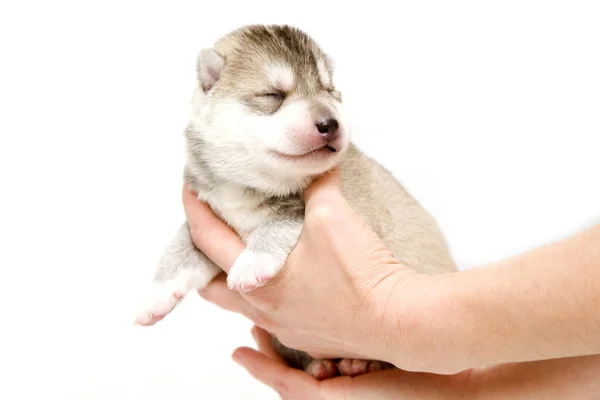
(271, 379, 289, 398)
(254, 285, 283, 313)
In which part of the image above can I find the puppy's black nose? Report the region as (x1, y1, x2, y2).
(316, 118, 339, 141)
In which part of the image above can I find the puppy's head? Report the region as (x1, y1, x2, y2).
(187, 25, 350, 196)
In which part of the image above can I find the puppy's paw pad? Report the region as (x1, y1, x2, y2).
(133, 284, 188, 326)
(227, 251, 283, 292)
(305, 359, 338, 380)
(337, 359, 368, 377)
(337, 359, 392, 376)
(135, 312, 167, 327)
(134, 297, 179, 326)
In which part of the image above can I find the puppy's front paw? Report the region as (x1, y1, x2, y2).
(134, 269, 211, 326)
(134, 283, 186, 326)
(227, 250, 284, 292)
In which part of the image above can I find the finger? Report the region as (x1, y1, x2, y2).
(302, 165, 343, 208)
(321, 368, 411, 398)
(251, 325, 287, 363)
(232, 347, 319, 398)
(182, 184, 245, 272)
(197, 273, 252, 317)
(329, 367, 460, 398)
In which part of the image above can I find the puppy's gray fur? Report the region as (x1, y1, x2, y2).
(136, 24, 456, 378)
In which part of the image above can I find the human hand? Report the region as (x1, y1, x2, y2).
(182, 167, 434, 366)
(235, 326, 600, 400)
(232, 325, 473, 400)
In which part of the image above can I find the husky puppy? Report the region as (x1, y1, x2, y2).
(135, 24, 457, 379)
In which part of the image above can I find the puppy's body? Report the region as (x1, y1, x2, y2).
(136, 25, 456, 379)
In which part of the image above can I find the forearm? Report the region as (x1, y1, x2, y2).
(471, 354, 600, 400)
(397, 223, 600, 374)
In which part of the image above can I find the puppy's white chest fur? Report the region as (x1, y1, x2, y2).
(199, 183, 272, 240)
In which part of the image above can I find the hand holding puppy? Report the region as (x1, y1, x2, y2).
(185, 165, 600, 377)
(185, 167, 424, 368)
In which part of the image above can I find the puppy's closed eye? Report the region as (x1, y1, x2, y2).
(258, 91, 285, 100)
(249, 91, 285, 114)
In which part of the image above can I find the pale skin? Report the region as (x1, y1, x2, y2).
(182, 167, 600, 398)
(235, 326, 600, 399)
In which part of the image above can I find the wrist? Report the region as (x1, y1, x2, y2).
(383, 270, 470, 374)
(467, 355, 600, 400)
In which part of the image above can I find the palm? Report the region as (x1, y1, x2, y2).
(316, 367, 472, 400)
(234, 326, 473, 400)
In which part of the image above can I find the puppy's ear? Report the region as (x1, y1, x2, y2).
(324, 54, 335, 75)
(197, 49, 225, 92)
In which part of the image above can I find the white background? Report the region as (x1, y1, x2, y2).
(1, 1, 599, 399)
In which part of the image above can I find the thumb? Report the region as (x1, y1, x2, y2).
(302, 166, 343, 210)
(232, 347, 318, 398)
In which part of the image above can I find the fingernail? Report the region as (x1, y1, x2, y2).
(232, 350, 244, 365)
